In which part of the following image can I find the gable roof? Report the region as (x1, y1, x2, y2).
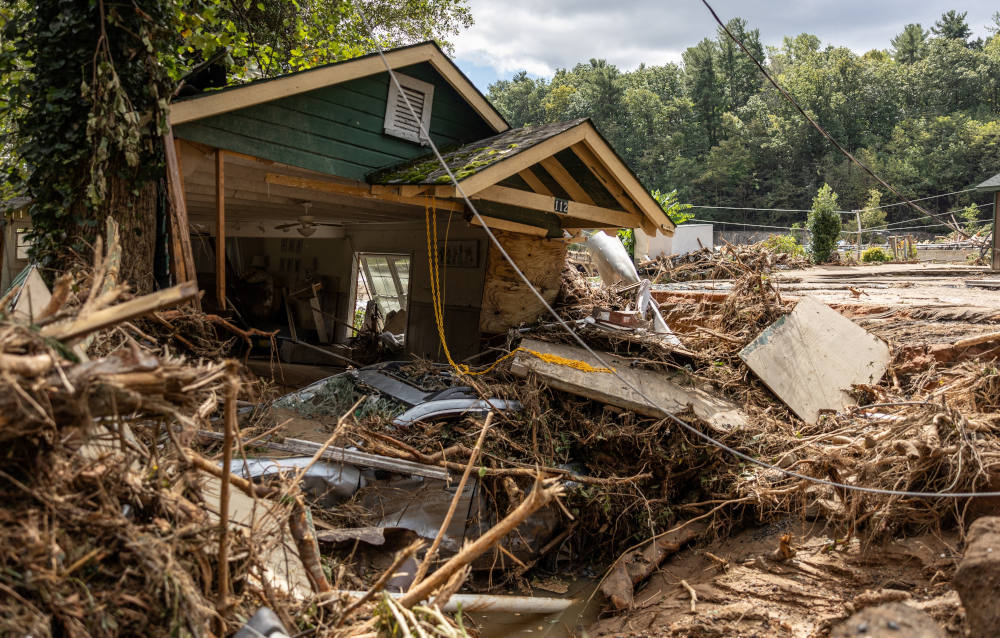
(977, 172, 1000, 193)
(169, 41, 508, 133)
(370, 119, 675, 235)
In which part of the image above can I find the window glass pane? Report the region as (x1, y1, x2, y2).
(359, 253, 409, 316)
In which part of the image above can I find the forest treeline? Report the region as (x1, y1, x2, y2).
(487, 10, 1000, 231)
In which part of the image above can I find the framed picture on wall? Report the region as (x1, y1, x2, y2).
(436, 239, 479, 268)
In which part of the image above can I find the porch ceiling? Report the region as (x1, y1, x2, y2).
(178, 139, 428, 235)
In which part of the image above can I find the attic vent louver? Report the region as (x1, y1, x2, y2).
(383, 73, 434, 145)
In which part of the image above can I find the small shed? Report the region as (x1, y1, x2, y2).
(976, 172, 1000, 269)
(167, 42, 673, 361)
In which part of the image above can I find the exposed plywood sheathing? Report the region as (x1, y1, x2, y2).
(739, 296, 890, 424)
(479, 231, 566, 333)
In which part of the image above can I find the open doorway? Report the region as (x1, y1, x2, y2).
(354, 252, 411, 342)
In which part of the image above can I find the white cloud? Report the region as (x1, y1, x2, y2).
(453, 0, 999, 82)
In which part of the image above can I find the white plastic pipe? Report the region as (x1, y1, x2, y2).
(335, 590, 576, 614)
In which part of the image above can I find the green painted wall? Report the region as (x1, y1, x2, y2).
(173, 63, 497, 180)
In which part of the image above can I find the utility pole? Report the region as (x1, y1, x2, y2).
(855, 210, 862, 261)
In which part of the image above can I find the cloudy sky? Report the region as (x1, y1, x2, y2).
(452, 1, 998, 90)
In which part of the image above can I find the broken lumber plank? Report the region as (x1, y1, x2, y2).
(739, 296, 890, 424)
(195, 430, 452, 482)
(510, 338, 746, 432)
(42, 282, 199, 342)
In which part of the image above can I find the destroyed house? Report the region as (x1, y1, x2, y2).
(168, 41, 675, 361)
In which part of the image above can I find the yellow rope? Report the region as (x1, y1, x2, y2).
(425, 196, 614, 377)
(520, 348, 615, 373)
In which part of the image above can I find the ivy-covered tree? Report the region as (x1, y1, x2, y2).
(1, 0, 180, 289)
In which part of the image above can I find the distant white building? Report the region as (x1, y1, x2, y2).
(634, 223, 713, 261)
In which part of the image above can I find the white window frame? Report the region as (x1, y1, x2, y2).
(383, 72, 435, 144)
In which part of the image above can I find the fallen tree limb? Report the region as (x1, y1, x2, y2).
(600, 520, 708, 610)
(188, 450, 275, 499)
(398, 478, 563, 608)
(411, 412, 493, 588)
(43, 281, 199, 342)
(364, 433, 651, 486)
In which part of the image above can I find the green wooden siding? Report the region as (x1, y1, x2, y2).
(173, 62, 497, 181)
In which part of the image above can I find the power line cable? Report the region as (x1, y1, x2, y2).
(687, 187, 982, 217)
(356, 10, 1000, 499)
(690, 218, 798, 230)
(870, 188, 977, 211)
(701, 0, 967, 237)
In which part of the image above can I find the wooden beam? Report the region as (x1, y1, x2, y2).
(185, 169, 419, 218)
(570, 143, 638, 215)
(518, 168, 552, 196)
(581, 129, 673, 233)
(170, 44, 507, 133)
(471, 185, 641, 229)
(370, 184, 430, 198)
(538, 156, 595, 205)
(469, 214, 548, 237)
(42, 282, 200, 342)
(265, 173, 465, 212)
(215, 149, 226, 310)
(163, 130, 201, 309)
(570, 143, 658, 236)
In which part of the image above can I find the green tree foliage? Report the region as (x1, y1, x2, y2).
(932, 10, 972, 43)
(808, 184, 842, 263)
(891, 23, 928, 63)
(651, 189, 693, 225)
(488, 12, 1000, 233)
(843, 189, 887, 243)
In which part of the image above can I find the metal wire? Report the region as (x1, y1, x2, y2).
(354, 13, 1000, 499)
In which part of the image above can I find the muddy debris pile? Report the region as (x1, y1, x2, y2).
(636, 238, 810, 283)
(5, 226, 1000, 637)
(0, 223, 496, 637)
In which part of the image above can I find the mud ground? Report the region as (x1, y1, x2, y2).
(589, 520, 964, 637)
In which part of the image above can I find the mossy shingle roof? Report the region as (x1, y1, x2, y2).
(368, 118, 587, 185)
(977, 172, 1000, 193)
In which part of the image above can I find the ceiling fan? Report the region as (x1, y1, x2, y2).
(273, 202, 341, 237)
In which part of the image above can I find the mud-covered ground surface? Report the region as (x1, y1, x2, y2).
(589, 520, 965, 638)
